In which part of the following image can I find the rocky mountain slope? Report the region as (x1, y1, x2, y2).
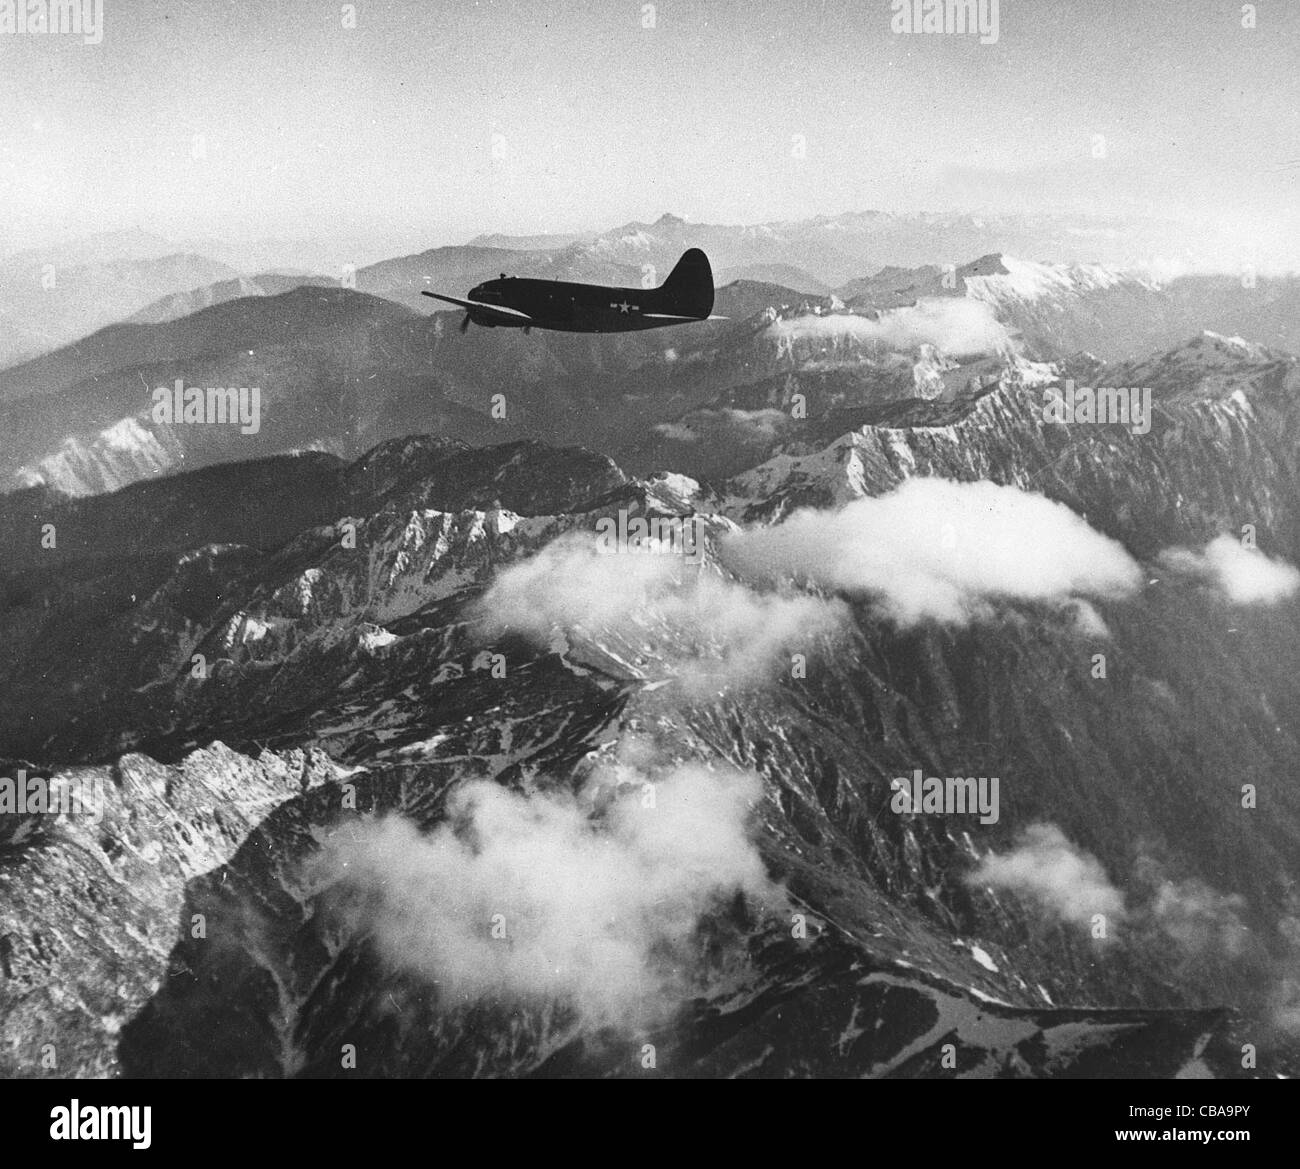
(8, 241, 1299, 501)
(3, 334, 1298, 1077)
(0, 287, 507, 495)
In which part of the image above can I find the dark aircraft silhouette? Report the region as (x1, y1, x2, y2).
(421, 247, 726, 334)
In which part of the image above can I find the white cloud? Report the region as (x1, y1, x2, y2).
(768, 298, 1012, 358)
(652, 409, 788, 445)
(1149, 877, 1249, 959)
(475, 529, 847, 694)
(1159, 535, 1300, 605)
(965, 823, 1125, 926)
(972, 837, 1257, 960)
(652, 422, 698, 442)
(720, 477, 1143, 628)
(309, 758, 779, 1027)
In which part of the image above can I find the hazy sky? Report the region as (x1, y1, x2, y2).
(1, 0, 1296, 253)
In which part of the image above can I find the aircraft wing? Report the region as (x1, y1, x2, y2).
(420, 290, 534, 324)
(640, 313, 730, 322)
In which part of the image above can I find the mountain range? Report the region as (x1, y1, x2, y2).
(4, 238, 1300, 500)
(2, 213, 1299, 1079)
(4, 345, 1298, 1075)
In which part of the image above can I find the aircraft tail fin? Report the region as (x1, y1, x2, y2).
(657, 248, 714, 318)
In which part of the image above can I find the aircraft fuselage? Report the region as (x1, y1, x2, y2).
(421, 248, 719, 334)
(466, 277, 682, 332)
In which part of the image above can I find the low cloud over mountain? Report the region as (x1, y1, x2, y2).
(719, 477, 1143, 627)
(311, 753, 778, 1028)
(1159, 535, 1300, 605)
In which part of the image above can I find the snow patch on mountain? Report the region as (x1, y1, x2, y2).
(1100, 331, 1298, 401)
(962, 255, 1160, 306)
(14, 416, 181, 496)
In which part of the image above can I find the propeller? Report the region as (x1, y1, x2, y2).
(459, 313, 471, 334)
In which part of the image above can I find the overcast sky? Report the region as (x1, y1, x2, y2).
(1, 0, 1296, 256)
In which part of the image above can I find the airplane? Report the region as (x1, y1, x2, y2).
(421, 247, 726, 334)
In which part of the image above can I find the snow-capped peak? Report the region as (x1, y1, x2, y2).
(962, 254, 1157, 306)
